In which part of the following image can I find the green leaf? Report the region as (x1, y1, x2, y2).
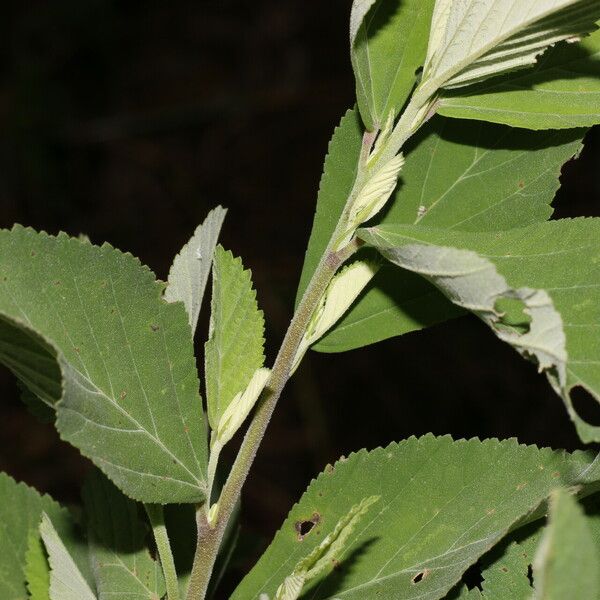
(296, 108, 363, 307)
(437, 29, 600, 129)
(0, 472, 92, 600)
(205, 246, 265, 431)
(25, 530, 50, 600)
(274, 496, 380, 600)
(0, 226, 208, 503)
(39, 514, 97, 600)
(315, 119, 585, 352)
(359, 219, 600, 442)
(532, 489, 600, 599)
(422, 0, 600, 93)
(82, 470, 166, 600)
(479, 536, 538, 599)
(448, 488, 600, 599)
(232, 435, 593, 600)
(165, 205, 227, 335)
(350, 0, 436, 130)
(446, 521, 541, 600)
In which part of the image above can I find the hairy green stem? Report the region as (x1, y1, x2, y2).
(145, 504, 180, 600)
(185, 93, 432, 598)
(185, 237, 362, 599)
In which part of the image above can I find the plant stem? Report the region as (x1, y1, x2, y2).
(145, 504, 180, 600)
(185, 237, 363, 600)
(375, 84, 436, 168)
(184, 98, 430, 597)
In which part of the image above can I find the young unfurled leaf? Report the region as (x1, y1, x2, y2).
(215, 367, 271, 447)
(82, 470, 166, 600)
(232, 435, 594, 599)
(0, 226, 208, 503)
(438, 28, 600, 129)
(532, 489, 600, 599)
(205, 246, 265, 431)
(350, 0, 436, 130)
(165, 205, 227, 334)
(0, 472, 93, 600)
(39, 514, 97, 600)
(208, 367, 271, 494)
(359, 219, 600, 442)
(292, 260, 380, 372)
(273, 496, 379, 600)
(314, 119, 585, 352)
(421, 0, 600, 95)
(336, 154, 405, 248)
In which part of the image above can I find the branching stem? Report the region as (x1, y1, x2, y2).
(185, 89, 433, 598)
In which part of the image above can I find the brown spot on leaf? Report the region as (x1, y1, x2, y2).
(518, 181, 525, 189)
(516, 482, 527, 490)
(150, 324, 160, 332)
(120, 391, 127, 400)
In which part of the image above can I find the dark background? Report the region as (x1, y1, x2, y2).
(1, 0, 599, 592)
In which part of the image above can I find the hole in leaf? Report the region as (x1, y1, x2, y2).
(462, 561, 484, 591)
(295, 512, 320, 540)
(412, 571, 425, 584)
(527, 564, 534, 587)
(494, 296, 531, 335)
(571, 386, 600, 427)
(298, 521, 314, 536)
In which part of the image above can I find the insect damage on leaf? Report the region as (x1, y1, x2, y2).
(272, 496, 380, 600)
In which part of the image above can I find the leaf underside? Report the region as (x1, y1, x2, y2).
(423, 0, 600, 91)
(359, 219, 600, 442)
(165, 205, 227, 334)
(0, 226, 208, 503)
(39, 514, 96, 600)
(438, 28, 600, 129)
